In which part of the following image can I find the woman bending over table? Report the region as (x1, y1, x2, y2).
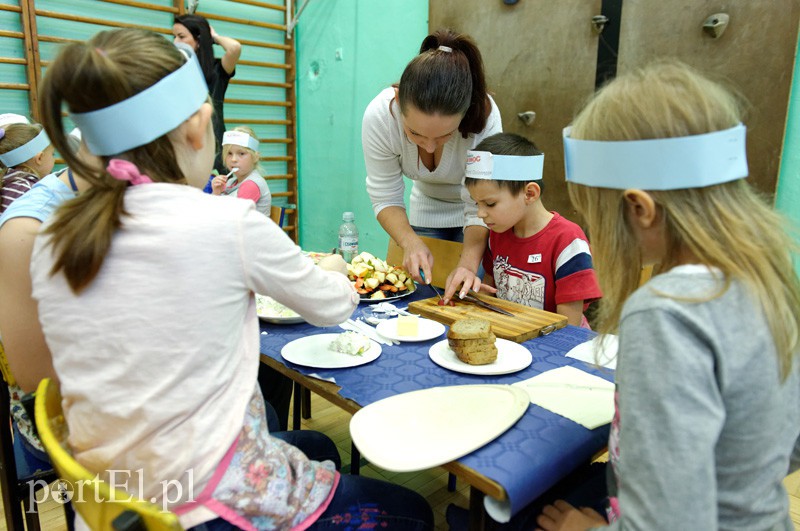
(362, 28, 502, 301)
(28, 28, 433, 530)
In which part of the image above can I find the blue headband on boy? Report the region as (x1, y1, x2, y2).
(563, 123, 748, 190)
(0, 129, 50, 167)
(70, 44, 208, 156)
(465, 151, 545, 181)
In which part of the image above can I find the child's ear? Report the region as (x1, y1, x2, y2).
(523, 181, 541, 203)
(623, 189, 658, 228)
(185, 103, 213, 150)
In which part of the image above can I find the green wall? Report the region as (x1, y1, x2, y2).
(776, 35, 800, 276)
(295, 0, 428, 254)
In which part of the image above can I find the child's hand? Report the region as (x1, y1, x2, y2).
(210, 175, 227, 195)
(535, 500, 607, 531)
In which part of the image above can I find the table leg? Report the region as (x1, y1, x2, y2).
(292, 381, 302, 430)
(468, 487, 486, 531)
(301, 386, 312, 419)
(350, 441, 361, 475)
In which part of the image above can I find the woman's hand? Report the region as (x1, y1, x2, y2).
(535, 500, 607, 531)
(210, 175, 227, 195)
(402, 237, 434, 285)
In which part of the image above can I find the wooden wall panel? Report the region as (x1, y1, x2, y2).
(430, 1, 603, 221)
(617, 0, 800, 198)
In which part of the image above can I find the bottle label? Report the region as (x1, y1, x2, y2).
(339, 236, 358, 252)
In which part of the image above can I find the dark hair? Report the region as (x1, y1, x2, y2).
(174, 14, 214, 82)
(397, 29, 490, 138)
(40, 28, 191, 292)
(465, 133, 544, 195)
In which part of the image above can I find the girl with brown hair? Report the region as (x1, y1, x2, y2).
(26, 27, 432, 531)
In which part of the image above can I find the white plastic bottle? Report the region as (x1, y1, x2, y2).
(338, 211, 358, 263)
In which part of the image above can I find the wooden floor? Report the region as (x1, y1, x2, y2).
(4, 392, 800, 530)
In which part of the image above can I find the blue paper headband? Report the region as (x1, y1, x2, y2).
(465, 151, 544, 181)
(70, 44, 208, 156)
(563, 123, 748, 190)
(0, 128, 50, 167)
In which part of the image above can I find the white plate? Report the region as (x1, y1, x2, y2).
(281, 334, 382, 369)
(256, 294, 305, 324)
(359, 285, 416, 304)
(350, 384, 529, 472)
(429, 338, 533, 375)
(375, 317, 445, 342)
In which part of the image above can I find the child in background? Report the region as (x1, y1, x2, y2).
(532, 62, 800, 530)
(464, 133, 601, 327)
(0, 122, 55, 214)
(211, 126, 272, 215)
(28, 28, 432, 530)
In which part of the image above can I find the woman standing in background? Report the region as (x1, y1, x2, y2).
(362, 28, 502, 300)
(173, 13, 241, 173)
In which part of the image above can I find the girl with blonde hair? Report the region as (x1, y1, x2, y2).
(533, 61, 800, 531)
(0, 121, 55, 213)
(26, 27, 432, 531)
(211, 125, 272, 215)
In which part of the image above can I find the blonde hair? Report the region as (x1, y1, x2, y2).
(221, 126, 263, 175)
(40, 28, 193, 293)
(0, 123, 46, 178)
(568, 61, 800, 379)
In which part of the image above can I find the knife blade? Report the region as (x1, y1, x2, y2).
(460, 292, 516, 317)
(419, 269, 444, 303)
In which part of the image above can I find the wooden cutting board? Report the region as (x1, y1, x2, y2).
(408, 293, 567, 343)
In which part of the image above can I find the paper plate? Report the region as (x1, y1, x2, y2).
(281, 334, 381, 369)
(429, 339, 532, 376)
(255, 294, 305, 324)
(375, 317, 445, 342)
(350, 384, 529, 472)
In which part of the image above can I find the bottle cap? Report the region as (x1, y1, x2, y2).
(343, 212, 355, 222)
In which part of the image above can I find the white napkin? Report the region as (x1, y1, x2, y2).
(512, 366, 615, 429)
(564, 334, 618, 370)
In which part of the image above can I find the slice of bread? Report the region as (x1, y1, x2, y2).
(447, 318, 491, 340)
(448, 332, 497, 351)
(454, 344, 498, 365)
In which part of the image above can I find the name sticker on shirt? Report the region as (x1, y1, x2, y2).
(528, 254, 542, 264)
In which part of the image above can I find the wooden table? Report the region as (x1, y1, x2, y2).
(259, 352, 499, 529)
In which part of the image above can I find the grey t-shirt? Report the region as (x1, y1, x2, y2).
(605, 265, 800, 531)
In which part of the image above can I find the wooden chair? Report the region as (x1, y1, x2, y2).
(0, 342, 60, 531)
(386, 236, 464, 288)
(34, 379, 183, 530)
(270, 205, 311, 425)
(270, 205, 297, 231)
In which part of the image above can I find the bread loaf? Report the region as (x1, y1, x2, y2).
(447, 318, 491, 340)
(453, 344, 498, 366)
(447, 318, 497, 365)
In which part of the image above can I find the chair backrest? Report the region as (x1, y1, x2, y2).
(269, 206, 285, 226)
(386, 236, 464, 289)
(34, 379, 183, 531)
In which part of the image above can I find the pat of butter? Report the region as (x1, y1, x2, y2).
(396, 315, 419, 337)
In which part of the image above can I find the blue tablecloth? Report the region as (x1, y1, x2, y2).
(258, 300, 613, 517)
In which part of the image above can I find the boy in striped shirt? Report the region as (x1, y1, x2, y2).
(465, 133, 601, 327)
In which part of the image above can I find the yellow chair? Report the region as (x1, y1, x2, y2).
(386, 235, 464, 288)
(34, 379, 183, 530)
